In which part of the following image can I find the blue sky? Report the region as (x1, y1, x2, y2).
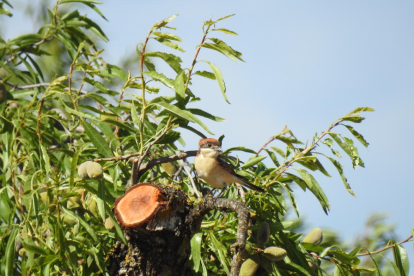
(3, 0, 414, 269)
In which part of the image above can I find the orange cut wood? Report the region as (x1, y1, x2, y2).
(114, 183, 167, 227)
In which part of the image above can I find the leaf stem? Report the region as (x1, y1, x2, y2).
(184, 24, 212, 92)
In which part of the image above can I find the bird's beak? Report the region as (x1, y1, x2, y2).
(214, 147, 222, 153)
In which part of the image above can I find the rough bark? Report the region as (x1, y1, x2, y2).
(108, 184, 250, 276)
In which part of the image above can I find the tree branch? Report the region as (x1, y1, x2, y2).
(357, 235, 413, 257)
(186, 197, 250, 276)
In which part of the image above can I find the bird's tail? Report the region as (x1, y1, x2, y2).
(236, 175, 265, 193)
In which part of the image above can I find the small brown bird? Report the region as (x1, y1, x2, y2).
(194, 138, 265, 193)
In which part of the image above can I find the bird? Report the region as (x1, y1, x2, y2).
(194, 138, 265, 193)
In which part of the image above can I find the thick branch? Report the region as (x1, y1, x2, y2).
(186, 197, 250, 276)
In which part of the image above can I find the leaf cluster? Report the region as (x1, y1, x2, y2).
(0, 1, 411, 276)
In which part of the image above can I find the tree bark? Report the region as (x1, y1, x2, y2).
(108, 184, 250, 276)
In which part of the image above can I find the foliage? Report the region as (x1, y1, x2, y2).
(0, 1, 411, 275)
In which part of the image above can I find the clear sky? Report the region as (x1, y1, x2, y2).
(3, 0, 414, 270)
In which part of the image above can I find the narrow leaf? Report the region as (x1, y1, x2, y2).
(211, 28, 238, 36)
(83, 121, 114, 158)
(144, 71, 174, 89)
(174, 70, 185, 103)
(191, 233, 203, 272)
(343, 125, 369, 147)
(200, 60, 229, 103)
(5, 228, 18, 276)
(62, 206, 98, 242)
(240, 155, 266, 169)
(193, 70, 216, 80)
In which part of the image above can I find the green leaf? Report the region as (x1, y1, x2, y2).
(153, 37, 185, 52)
(341, 116, 365, 123)
(193, 70, 216, 80)
(200, 60, 229, 104)
(191, 233, 203, 272)
(322, 138, 342, 158)
(62, 206, 98, 242)
(187, 108, 225, 122)
(82, 77, 108, 93)
(144, 71, 174, 89)
(284, 173, 307, 191)
(265, 149, 280, 167)
(152, 32, 182, 41)
(97, 180, 106, 221)
(23, 240, 50, 256)
(296, 168, 330, 213)
(203, 38, 244, 61)
(70, 150, 80, 187)
(209, 231, 230, 275)
(174, 70, 185, 103)
(328, 133, 364, 168)
(130, 101, 141, 127)
(153, 101, 213, 134)
(326, 156, 355, 197)
(223, 146, 257, 155)
(211, 28, 238, 36)
(347, 107, 374, 116)
(5, 228, 18, 276)
(145, 52, 182, 73)
(216, 14, 235, 22)
(0, 4, 12, 17)
(393, 244, 409, 276)
(343, 125, 369, 147)
(83, 121, 114, 158)
(178, 125, 206, 138)
(270, 146, 286, 158)
(100, 64, 127, 81)
(240, 155, 266, 169)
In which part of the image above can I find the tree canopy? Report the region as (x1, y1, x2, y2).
(0, 1, 411, 275)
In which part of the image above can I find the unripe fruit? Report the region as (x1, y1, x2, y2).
(263, 246, 287, 262)
(240, 254, 260, 276)
(78, 161, 104, 180)
(78, 161, 92, 179)
(303, 228, 323, 245)
(87, 199, 98, 217)
(257, 221, 270, 245)
(67, 189, 83, 209)
(161, 162, 178, 176)
(105, 218, 115, 230)
(62, 214, 77, 225)
(0, 81, 7, 103)
(87, 162, 103, 180)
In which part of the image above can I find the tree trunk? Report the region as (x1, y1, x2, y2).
(107, 183, 250, 276)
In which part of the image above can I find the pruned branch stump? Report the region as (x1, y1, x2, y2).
(107, 183, 250, 276)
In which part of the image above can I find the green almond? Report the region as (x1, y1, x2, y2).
(263, 246, 287, 262)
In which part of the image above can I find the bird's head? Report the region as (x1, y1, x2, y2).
(198, 138, 222, 157)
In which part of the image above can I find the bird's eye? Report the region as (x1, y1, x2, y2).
(207, 143, 211, 147)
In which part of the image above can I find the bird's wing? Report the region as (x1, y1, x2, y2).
(217, 156, 265, 193)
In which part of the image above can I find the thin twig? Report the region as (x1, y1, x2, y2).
(138, 150, 198, 176)
(265, 119, 344, 186)
(93, 153, 142, 162)
(136, 117, 173, 172)
(357, 235, 413, 257)
(180, 159, 202, 198)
